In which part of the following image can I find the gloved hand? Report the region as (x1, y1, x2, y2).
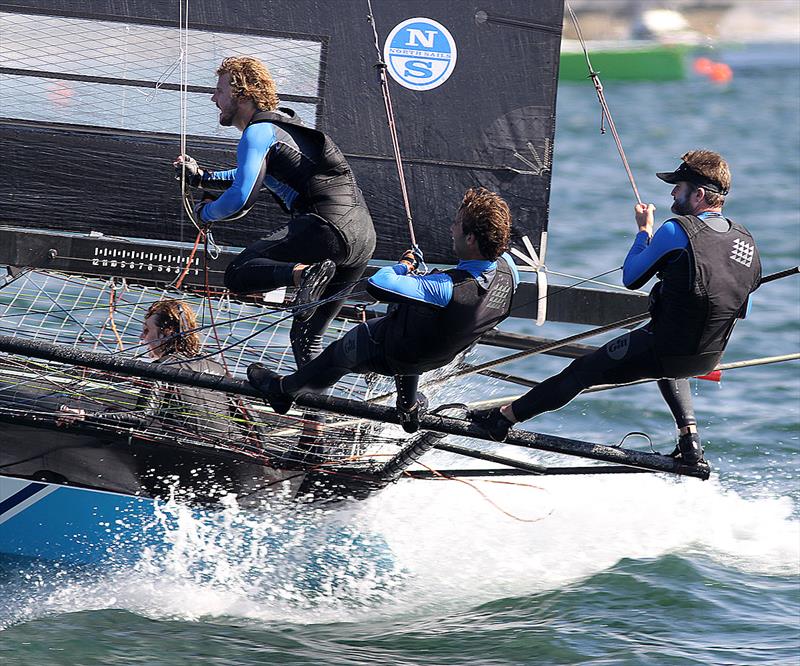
(398, 248, 422, 273)
(174, 154, 204, 188)
(193, 199, 209, 222)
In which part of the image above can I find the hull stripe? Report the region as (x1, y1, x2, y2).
(0, 481, 55, 525)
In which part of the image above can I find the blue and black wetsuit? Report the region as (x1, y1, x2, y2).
(509, 212, 761, 428)
(197, 108, 376, 366)
(279, 254, 519, 408)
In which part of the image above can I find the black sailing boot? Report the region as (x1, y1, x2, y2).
(396, 392, 428, 434)
(670, 432, 704, 466)
(470, 407, 514, 442)
(294, 259, 336, 323)
(247, 363, 294, 415)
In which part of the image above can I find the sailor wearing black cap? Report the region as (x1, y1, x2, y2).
(471, 150, 761, 466)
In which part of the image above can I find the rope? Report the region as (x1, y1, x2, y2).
(566, 4, 642, 205)
(403, 459, 552, 523)
(761, 265, 799, 284)
(365, 0, 418, 249)
(107, 282, 125, 351)
(176, 0, 208, 238)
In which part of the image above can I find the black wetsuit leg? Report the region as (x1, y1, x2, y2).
(289, 202, 374, 366)
(224, 215, 347, 295)
(395, 375, 420, 410)
(290, 261, 368, 366)
(657, 379, 697, 428)
(510, 327, 665, 422)
(282, 318, 391, 395)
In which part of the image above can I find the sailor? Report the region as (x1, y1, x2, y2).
(247, 187, 520, 433)
(174, 56, 376, 368)
(58, 299, 239, 439)
(471, 150, 761, 465)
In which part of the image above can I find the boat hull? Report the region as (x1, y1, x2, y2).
(0, 475, 162, 563)
(560, 43, 687, 81)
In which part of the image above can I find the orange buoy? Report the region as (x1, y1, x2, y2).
(693, 57, 714, 75)
(708, 62, 733, 84)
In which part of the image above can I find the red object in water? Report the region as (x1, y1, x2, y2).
(696, 369, 722, 382)
(693, 57, 733, 84)
(709, 62, 733, 84)
(693, 57, 714, 75)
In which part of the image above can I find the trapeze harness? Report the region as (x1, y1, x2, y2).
(200, 108, 375, 271)
(280, 256, 518, 395)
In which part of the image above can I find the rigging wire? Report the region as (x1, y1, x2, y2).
(364, 0, 422, 258)
(566, 3, 642, 205)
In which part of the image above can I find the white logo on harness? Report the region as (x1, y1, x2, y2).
(384, 18, 457, 91)
(606, 333, 630, 361)
(730, 238, 754, 267)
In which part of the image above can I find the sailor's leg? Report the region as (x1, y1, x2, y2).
(657, 378, 697, 431)
(224, 232, 296, 294)
(394, 374, 427, 433)
(225, 215, 346, 296)
(658, 378, 703, 464)
(395, 375, 420, 411)
(290, 262, 368, 367)
(283, 318, 384, 395)
(510, 327, 661, 422)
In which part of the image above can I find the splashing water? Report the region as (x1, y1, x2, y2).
(2, 464, 796, 631)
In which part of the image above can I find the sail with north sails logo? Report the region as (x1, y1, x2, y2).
(0, 0, 562, 265)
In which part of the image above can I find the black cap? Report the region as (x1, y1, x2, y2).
(656, 161, 729, 195)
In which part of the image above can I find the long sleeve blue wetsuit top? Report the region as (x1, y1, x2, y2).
(367, 253, 520, 307)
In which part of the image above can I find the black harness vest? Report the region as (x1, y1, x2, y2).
(247, 109, 375, 266)
(651, 214, 761, 357)
(381, 257, 516, 375)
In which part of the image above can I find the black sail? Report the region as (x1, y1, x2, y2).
(0, 0, 562, 263)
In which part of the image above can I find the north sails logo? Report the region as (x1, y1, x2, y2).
(384, 18, 457, 91)
(730, 238, 755, 267)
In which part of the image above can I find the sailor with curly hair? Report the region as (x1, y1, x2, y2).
(174, 56, 376, 369)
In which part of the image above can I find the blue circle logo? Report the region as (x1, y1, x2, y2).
(383, 18, 457, 91)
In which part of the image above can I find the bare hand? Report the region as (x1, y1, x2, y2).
(635, 203, 655, 237)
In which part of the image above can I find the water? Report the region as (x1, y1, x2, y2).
(2, 44, 799, 664)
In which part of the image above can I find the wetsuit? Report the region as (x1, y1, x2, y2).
(197, 108, 376, 366)
(278, 254, 520, 408)
(509, 212, 761, 427)
(85, 353, 243, 440)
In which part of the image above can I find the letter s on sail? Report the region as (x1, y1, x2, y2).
(404, 61, 433, 80)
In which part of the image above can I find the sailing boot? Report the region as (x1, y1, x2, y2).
(294, 259, 336, 323)
(396, 392, 428, 434)
(247, 363, 294, 415)
(470, 407, 513, 442)
(670, 432, 704, 466)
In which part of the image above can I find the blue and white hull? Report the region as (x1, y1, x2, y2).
(0, 475, 162, 564)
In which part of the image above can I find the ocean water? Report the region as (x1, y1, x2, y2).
(1, 44, 799, 664)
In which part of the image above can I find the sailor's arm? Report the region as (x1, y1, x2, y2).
(622, 207, 689, 289)
(196, 124, 277, 223)
(58, 385, 162, 429)
(366, 262, 453, 307)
